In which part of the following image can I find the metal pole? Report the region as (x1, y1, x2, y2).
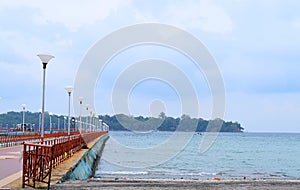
(39, 112, 41, 133)
(58, 116, 60, 131)
(85, 116, 88, 133)
(89, 111, 92, 132)
(41, 64, 46, 141)
(68, 92, 71, 136)
(79, 99, 83, 133)
(49, 114, 52, 132)
(64, 117, 66, 131)
(22, 107, 25, 133)
(85, 105, 89, 133)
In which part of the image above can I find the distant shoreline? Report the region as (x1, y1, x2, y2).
(108, 130, 243, 133)
(100, 114, 244, 132)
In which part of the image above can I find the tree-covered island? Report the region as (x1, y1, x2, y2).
(0, 111, 244, 133)
(100, 113, 244, 132)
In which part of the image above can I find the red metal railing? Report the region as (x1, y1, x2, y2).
(22, 131, 108, 189)
(44, 132, 80, 139)
(0, 134, 40, 147)
(22, 143, 54, 189)
(0, 132, 81, 147)
(81, 131, 108, 145)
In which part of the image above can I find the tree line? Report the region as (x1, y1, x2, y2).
(99, 113, 244, 132)
(0, 111, 244, 132)
(0, 111, 66, 131)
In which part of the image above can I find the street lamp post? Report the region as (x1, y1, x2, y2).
(57, 115, 60, 131)
(21, 104, 27, 133)
(79, 97, 84, 133)
(85, 104, 89, 133)
(49, 112, 53, 132)
(89, 110, 93, 132)
(38, 54, 54, 141)
(38, 109, 42, 133)
(99, 119, 102, 132)
(92, 111, 95, 132)
(65, 86, 73, 136)
(64, 116, 66, 131)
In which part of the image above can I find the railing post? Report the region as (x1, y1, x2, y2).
(22, 143, 26, 188)
(47, 145, 54, 190)
(35, 145, 39, 187)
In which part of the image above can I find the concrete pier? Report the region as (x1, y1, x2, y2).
(59, 134, 109, 182)
(4, 133, 109, 189)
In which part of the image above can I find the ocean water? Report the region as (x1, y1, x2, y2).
(95, 131, 300, 179)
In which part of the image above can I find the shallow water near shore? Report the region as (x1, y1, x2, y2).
(95, 131, 300, 179)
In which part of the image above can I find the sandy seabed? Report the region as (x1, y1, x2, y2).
(51, 177, 300, 190)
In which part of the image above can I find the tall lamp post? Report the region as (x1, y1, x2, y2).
(99, 119, 102, 132)
(92, 111, 95, 132)
(38, 109, 42, 133)
(79, 97, 84, 133)
(57, 115, 60, 131)
(38, 54, 54, 141)
(63, 116, 66, 131)
(65, 86, 73, 136)
(85, 104, 89, 133)
(49, 112, 52, 132)
(89, 109, 93, 132)
(21, 104, 27, 133)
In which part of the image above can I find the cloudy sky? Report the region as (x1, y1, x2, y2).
(0, 0, 300, 132)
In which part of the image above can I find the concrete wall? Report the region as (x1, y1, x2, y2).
(59, 134, 109, 182)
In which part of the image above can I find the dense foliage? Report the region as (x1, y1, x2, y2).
(0, 111, 243, 132)
(99, 113, 244, 132)
(0, 111, 66, 131)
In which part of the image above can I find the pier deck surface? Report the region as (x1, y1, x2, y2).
(0, 145, 23, 187)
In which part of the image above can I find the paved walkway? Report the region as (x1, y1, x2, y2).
(0, 146, 23, 187)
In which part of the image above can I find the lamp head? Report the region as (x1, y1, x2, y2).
(21, 104, 27, 109)
(79, 96, 84, 104)
(37, 54, 54, 67)
(65, 86, 74, 94)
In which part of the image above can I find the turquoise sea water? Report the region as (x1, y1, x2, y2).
(95, 131, 300, 179)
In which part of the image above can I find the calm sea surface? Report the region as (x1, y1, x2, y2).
(95, 131, 300, 179)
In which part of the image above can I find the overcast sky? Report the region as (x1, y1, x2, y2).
(0, 0, 300, 132)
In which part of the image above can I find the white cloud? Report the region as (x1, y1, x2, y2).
(225, 92, 300, 132)
(292, 18, 300, 30)
(34, 0, 132, 31)
(0, 0, 132, 32)
(134, 9, 158, 23)
(130, 0, 233, 33)
(0, 29, 68, 60)
(0, 60, 38, 81)
(165, 1, 233, 33)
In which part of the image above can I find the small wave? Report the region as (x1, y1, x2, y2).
(97, 171, 149, 175)
(270, 172, 289, 178)
(97, 170, 217, 178)
(148, 170, 217, 177)
(180, 172, 217, 176)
